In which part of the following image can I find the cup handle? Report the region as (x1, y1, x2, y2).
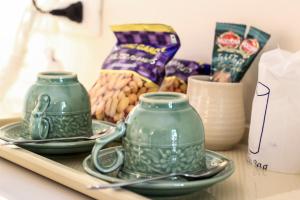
(29, 94, 51, 140)
(92, 121, 126, 173)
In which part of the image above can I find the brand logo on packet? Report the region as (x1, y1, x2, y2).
(217, 31, 241, 49)
(239, 39, 260, 56)
(120, 44, 166, 55)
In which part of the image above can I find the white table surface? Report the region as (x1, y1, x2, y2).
(1, 144, 300, 200)
(0, 158, 92, 200)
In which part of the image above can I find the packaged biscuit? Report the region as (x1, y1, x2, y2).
(159, 59, 211, 93)
(211, 22, 247, 82)
(232, 26, 270, 81)
(89, 24, 180, 123)
(212, 22, 270, 82)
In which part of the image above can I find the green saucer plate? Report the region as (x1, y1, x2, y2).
(0, 120, 115, 154)
(82, 146, 235, 197)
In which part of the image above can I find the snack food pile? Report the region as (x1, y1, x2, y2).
(90, 22, 270, 123)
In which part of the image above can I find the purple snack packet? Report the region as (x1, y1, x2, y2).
(102, 24, 181, 85)
(89, 24, 180, 123)
(160, 59, 211, 93)
(166, 59, 201, 82)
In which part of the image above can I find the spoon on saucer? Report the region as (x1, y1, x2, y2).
(0, 127, 114, 145)
(88, 159, 229, 189)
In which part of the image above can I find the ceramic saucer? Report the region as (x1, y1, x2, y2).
(0, 120, 115, 154)
(82, 146, 235, 196)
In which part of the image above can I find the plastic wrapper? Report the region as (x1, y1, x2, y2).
(89, 24, 180, 123)
(212, 22, 270, 82)
(160, 59, 210, 93)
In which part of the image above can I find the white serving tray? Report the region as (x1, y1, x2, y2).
(0, 117, 147, 200)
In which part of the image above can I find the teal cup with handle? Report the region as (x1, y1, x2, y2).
(23, 71, 92, 140)
(91, 92, 206, 177)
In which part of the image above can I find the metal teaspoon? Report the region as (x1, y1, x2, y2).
(88, 159, 229, 189)
(1, 127, 114, 145)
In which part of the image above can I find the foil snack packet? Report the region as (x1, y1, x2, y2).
(159, 59, 210, 93)
(89, 24, 180, 123)
(212, 23, 270, 82)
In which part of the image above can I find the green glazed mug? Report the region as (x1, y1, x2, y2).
(92, 92, 206, 177)
(23, 72, 92, 140)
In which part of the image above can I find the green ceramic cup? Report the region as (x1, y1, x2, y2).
(23, 72, 92, 140)
(92, 92, 206, 177)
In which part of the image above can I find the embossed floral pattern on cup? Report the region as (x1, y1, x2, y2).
(123, 139, 206, 175)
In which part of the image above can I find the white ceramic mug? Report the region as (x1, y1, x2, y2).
(187, 75, 245, 150)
